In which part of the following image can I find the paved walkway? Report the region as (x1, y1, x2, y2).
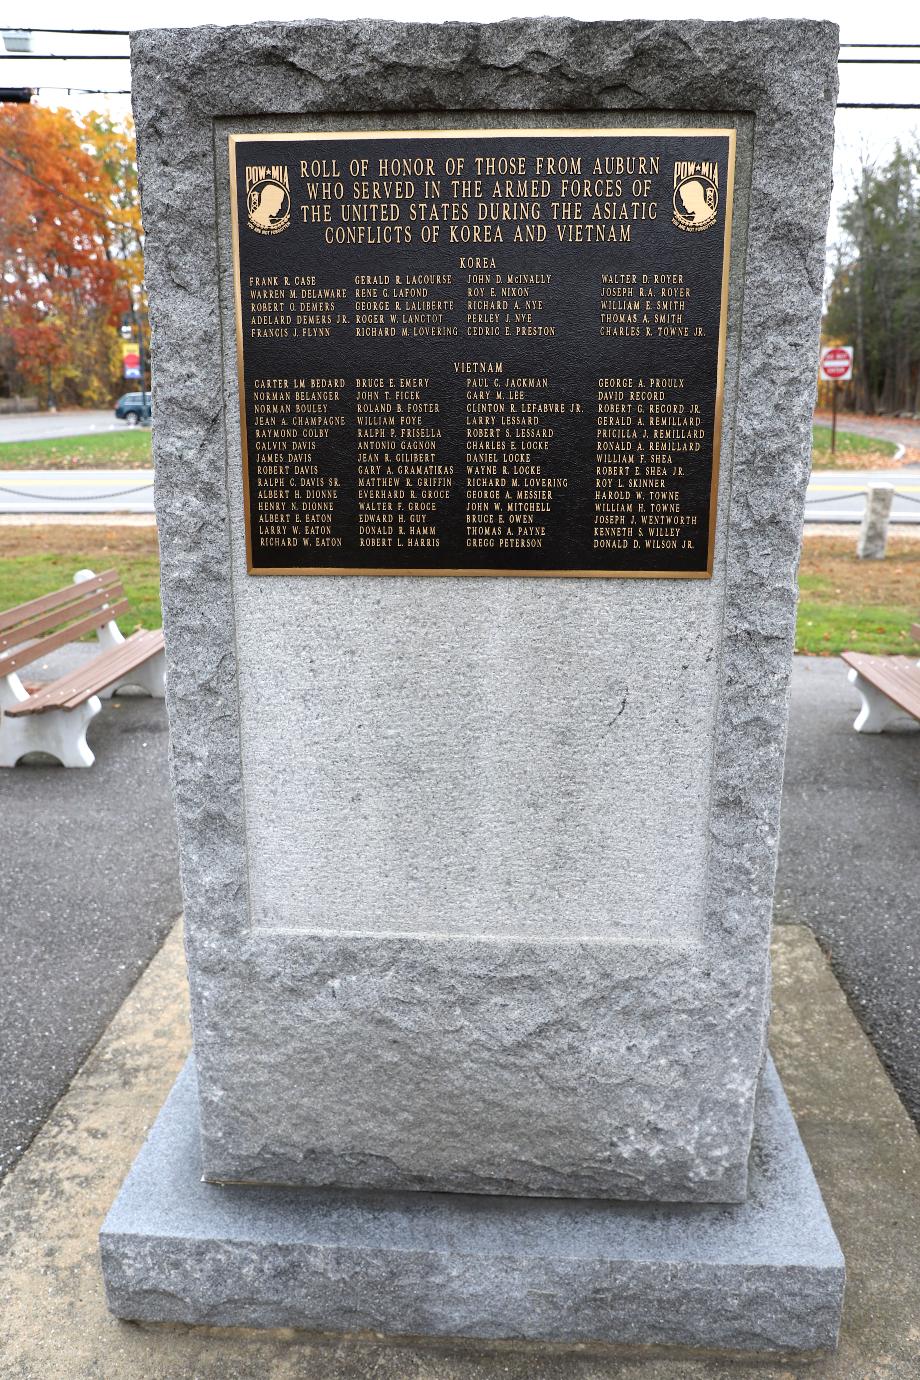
(776, 657, 920, 1122)
(0, 651, 181, 1181)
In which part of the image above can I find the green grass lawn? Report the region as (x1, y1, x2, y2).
(811, 425, 899, 470)
(0, 527, 161, 636)
(0, 429, 152, 470)
(796, 597, 919, 655)
(797, 537, 920, 655)
(1, 528, 917, 656)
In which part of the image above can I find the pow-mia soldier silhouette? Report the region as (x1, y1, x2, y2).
(673, 175, 718, 232)
(249, 182, 288, 232)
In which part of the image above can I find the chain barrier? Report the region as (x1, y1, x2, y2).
(803, 491, 866, 504)
(0, 480, 153, 501)
(804, 488, 920, 507)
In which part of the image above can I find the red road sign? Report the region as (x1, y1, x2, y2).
(819, 345, 853, 382)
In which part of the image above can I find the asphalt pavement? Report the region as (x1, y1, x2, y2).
(0, 654, 918, 1184)
(0, 410, 130, 443)
(775, 656, 920, 1123)
(0, 649, 181, 1180)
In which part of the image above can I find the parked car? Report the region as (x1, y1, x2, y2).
(115, 392, 152, 425)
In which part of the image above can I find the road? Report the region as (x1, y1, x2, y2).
(804, 467, 920, 524)
(2, 465, 918, 522)
(0, 469, 155, 514)
(0, 409, 135, 443)
(1, 411, 917, 522)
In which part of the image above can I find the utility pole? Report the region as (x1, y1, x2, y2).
(130, 282, 150, 423)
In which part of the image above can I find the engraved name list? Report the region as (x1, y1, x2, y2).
(229, 128, 735, 576)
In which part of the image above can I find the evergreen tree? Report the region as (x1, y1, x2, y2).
(824, 142, 920, 415)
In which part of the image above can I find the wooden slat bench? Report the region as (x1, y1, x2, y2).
(0, 568, 165, 767)
(841, 649, 920, 734)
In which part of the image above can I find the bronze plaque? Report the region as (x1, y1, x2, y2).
(230, 128, 735, 577)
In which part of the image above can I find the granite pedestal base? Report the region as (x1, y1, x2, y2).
(100, 1058, 844, 1353)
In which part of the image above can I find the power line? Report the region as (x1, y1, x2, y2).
(11, 91, 919, 110)
(1, 31, 915, 47)
(30, 86, 131, 94)
(0, 54, 900, 64)
(8, 33, 919, 44)
(18, 92, 904, 105)
(2, 28, 130, 35)
(0, 151, 139, 233)
(3, 43, 920, 66)
(1, 54, 129, 60)
(23, 94, 901, 109)
(9, 33, 917, 43)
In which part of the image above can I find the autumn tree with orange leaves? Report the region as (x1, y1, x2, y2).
(0, 103, 143, 408)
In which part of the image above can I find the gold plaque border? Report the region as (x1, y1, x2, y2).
(229, 126, 737, 579)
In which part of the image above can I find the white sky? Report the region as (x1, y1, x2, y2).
(3, 1, 918, 243)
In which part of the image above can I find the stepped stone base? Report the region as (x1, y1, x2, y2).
(100, 1057, 844, 1353)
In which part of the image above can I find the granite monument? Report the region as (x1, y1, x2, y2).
(101, 17, 845, 1354)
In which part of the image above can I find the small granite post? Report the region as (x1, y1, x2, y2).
(858, 482, 894, 559)
(101, 18, 845, 1354)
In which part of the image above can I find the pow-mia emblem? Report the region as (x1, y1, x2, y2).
(245, 164, 291, 235)
(672, 159, 719, 233)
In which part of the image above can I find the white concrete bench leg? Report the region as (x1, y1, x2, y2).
(94, 645, 167, 701)
(74, 568, 128, 701)
(110, 646, 166, 698)
(847, 667, 905, 733)
(0, 675, 102, 767)
(72, 569, 166, 701)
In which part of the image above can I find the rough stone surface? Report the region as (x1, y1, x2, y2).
(100, 1055, 843, 1353)
(857, 483, 894, 558)
(130, 19, 838, 1197)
